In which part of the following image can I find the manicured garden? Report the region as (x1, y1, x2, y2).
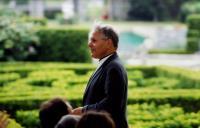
(0, 62, 200, 128)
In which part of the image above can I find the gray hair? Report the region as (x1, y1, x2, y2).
(89, 22, 119, 48)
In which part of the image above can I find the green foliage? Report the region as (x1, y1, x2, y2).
(0, 7, 40, 61)
(145, 77, 180, 89)
(0, 73, 21, 86)
(21, 16, 47, 26)
(12, 104, 200, 128)
(128, 88, 200, 112)
(128, 70, 145, 87)
(126, 66, 157, 78)
(0, 62, 200, 127)
(0, 6, 90, 62)
(187, 37, 200, 52)
(157, 66, 200, 89)
(15, 110, 39, 128)
(129, 103, 200, 128)
(148, 49, 194, 54)
(36, 27, 91, 62)
(0, 111, 22, 128)
(181, 1, 200, 22)
(186, 14, 200, 52)
(187, 30, 200, 37)
(187, 14, 200, 29)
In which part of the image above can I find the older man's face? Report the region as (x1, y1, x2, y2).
(88, 31, 109, 59)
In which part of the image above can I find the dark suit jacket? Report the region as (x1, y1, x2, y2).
(82, 52, 128, 128)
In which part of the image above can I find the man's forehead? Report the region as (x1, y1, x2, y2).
(89, 31, 102, 39)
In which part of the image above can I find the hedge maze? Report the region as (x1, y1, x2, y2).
(0, 62, 200, 128)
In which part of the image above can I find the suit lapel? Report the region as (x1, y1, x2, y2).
(84, 66, 102, 94)
(83, 52, 118, 103)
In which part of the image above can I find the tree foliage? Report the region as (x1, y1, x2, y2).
(0, 7, 39, 61)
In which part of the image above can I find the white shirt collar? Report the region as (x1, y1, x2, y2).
(92, 54, 113, 74)
(98, 54, 113, 68)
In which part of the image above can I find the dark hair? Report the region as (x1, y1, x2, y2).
(39, 98, 72, 128)
(55, 115, 81, 128)
(90, 23, 119, 48)
(76, 111, 115, 128)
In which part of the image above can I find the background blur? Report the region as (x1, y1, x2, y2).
(0, 0, 200, 68)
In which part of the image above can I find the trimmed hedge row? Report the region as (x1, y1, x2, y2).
(128, 103, 200, 128)
(35, 27, 91, 62)
(148, 49, 194, 54)
(14, 104, 200, 128)
(156, 66, 200, 88)
(187, 14, 200, 30)
(0, 63, 200, 127)
(187, 14, 200, 52)
(15, 110, 39, 128)
(0, 16, 91, 62)
(0, 62, 95, 74)
(0, 63, 200, 112)
(1, 89, 200, 115)
(0, 73, 21, 86)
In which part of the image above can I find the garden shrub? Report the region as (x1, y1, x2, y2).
(15, 110, 39, 128)
(156, 66, 200, 89)
(0, 16, 39, 61)
(187, 37, 200, 52)
(187, 30, 200, 37)
(144, 77, 180, 89)
(148, 49, 194, 54)
(0, 63, 200, 127)
(186, 14, 200, 52)
(181, 1, 200, 22)
(13, 104, 200, 128)
(128, 70, 145, 87)
(0, 73, 21, 86)
(22, 16, 47, 26)
(187, 14, 200, 29)
(36, 27, 91, 62)
(127, 66, 156, 78)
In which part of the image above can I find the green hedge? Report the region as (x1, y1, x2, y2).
(156, 66, 200, 89)
(0, 73, 21, 86)
(1, 63, 200, 127)
(128, 103, 200, 128)
(187, 14, 200, 30)
(126, 66, 157, 78)
(22, 16, 47, 26)
(36, 27, 91, 62)
(1, 89, 200, 114)
(0, 16, 39, 61)
(15, 110, 39, 128)
(148, 49, 194, 54)
(14, 104, 200, 128)
(187, 14, 200, 52)
(128, 89, 200, 112)
(0, 17, 91, 62)
(187, 30, 200, 37)
(187, 37, 200, 52)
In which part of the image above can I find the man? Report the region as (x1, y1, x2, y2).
(72, 23, 128, 128)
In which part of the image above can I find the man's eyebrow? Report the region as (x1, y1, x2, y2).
(89, 38, 95, 41)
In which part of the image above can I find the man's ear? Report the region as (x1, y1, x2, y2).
(107, 39, 113, 48)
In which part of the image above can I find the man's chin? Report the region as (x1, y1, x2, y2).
(91, 55, 99, 59)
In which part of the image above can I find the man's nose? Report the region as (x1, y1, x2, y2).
(88, 41, 92, 47)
